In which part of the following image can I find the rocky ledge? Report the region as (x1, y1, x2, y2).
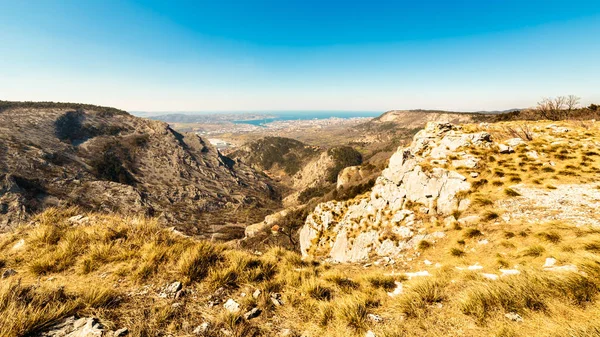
(299, 122, 493, 262)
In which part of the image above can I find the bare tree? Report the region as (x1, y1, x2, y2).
(566, 95, 581, 113)
(536, 96, 575, 120)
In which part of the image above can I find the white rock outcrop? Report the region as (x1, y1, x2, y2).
(299, 123, 492, 262)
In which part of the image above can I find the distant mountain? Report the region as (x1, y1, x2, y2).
(0, 101, 279, 238)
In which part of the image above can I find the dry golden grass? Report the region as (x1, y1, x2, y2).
(4, 116, 600, 337)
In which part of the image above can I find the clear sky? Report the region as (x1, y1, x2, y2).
(1, 0, 599, 112)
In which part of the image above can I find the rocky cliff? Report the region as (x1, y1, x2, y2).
(0, 102, 278, 236)
(299, 122, 493, 262)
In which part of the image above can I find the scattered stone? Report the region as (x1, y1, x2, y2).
(543, 257, 557, 268)
(500, 269, 521, 277)
(387, 282, 403, 297)
(482, 273, 499, 280)
(1, 269, 17, 278)
(367, 314, 383, 323)
(365, 330, 376, 337)
(40, 317, 106, 337)
(243, 307, 262, 320)
(193, 322, 210, 335)
(224, 299, 240, 313)
(545, 264, 579, 273)
(506, 138, 526, 147)
(114, 328, 128, 337)
(526, 151, 539, 159)
(470, 172, 479, 178)
(505, 312, 523, 322)
(405, 271, 430, 279)
(68, 215, 90, 225)
(280, 329, 294, 337)
(458, 215, 480, 226)
(478, 239, 489, 245)
(11, 239, 25, 250)
(498, 144, 514, 154)
(252, 289, 261, 299)
(423, 259, 432, 266)
(159, 281, 183, 298)
(270, 293, 284, 306)
(468, 264, 483, 271)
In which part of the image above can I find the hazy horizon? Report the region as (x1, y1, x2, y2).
(1, 0, 599, 112)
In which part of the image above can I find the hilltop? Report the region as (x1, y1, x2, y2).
(0, 101, 279, 238)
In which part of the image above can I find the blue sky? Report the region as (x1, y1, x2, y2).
(1, 0, 599, 112)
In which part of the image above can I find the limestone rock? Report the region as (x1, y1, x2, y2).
(39, 317, 109, 337)
(498, 144, 514, 154)
(506, 138, 526, 147)
(243, 307, 261, 320)
(300, 122, 491, 262)
(505, 312, 523, 322)
(224, 299, 240, 313)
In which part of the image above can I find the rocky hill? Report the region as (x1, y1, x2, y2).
(229, 137, 321, 180)
(370, 109, 491, 127)
(0, 101, 279, 237)
(301, 120, 600, 262)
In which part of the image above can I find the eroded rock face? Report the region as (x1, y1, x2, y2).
(300, 122, 492, 262)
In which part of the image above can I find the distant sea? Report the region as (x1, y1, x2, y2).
(232, 111, 381, 126)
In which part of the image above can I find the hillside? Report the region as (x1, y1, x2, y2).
(0, 101, 279, 238)
(229, 137, 320, 178)
(3, 117, 600, 336)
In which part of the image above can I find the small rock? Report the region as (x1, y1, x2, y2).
(470, 172, 479, 178)
(482, 273, 499, 280)
(545, 264, 578, 273)
(1, 269, 17, 279)
(252, 289, 261, 299)
(114, 328, 128, 337)
(498, 144, 514, 154)
(543, 257, 557, 268)
(468, 264, 483, 271)
(243, 307, 261, 320)
(423, 260, 432, 266)
(477, 239, 489, 245)
(405, 270, 430, 279)
(365, 330, 376, 337)
(387, 281, 403, 297)
(506, 138, 526, 147)
(367, 314, 383, 323)
(280, 329, 294, 337)
(223, 299, 240, 313)
(505, 312, 523, 322)
(193, 322, 210, 335)
(500, 269, 520, 277)
(270, 293, 284, 306)
(526, 151, 539, 159)
(12, 239, 25, 250)
(159, 281, 182, 298)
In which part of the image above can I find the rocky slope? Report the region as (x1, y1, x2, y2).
(0, 101, 278, 237)
(299, 122, 492, 262)
(300, 119, 600, 263)
(369, 109, 490, 128)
